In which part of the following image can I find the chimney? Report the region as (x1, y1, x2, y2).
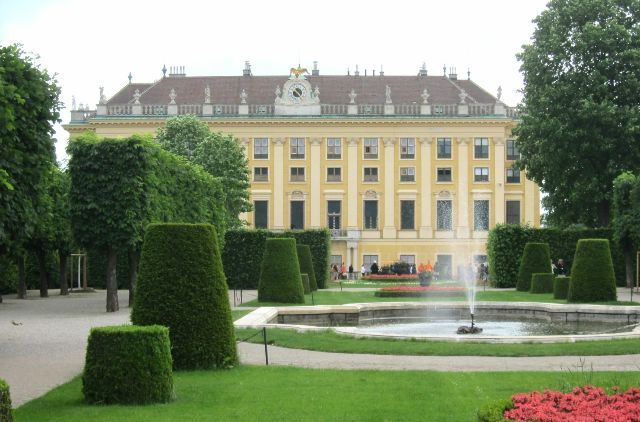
(379, 65, 384, 77)
(419, 62, 428, 77)
(312, 61, 319, 76)
(448, 66, 457, 80)
(243, 61, 252, 77)
(168, 66, 186, 77)
(354, 64, 360, 77)
(364, 69, 367, 76)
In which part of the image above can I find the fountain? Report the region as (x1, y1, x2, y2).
(456, 262, 483, 334)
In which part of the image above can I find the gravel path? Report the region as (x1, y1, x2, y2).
(2, 288, 640, 407)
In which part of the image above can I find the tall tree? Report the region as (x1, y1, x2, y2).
(612, 172, 639, 287)
(515, 0, 640, 227)
(156, 115, 251, 229)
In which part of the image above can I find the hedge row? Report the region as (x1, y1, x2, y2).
(516, 243, 551, 292)
(487, 225, 632, 288)
(223, 229, 330, 289)
(568, 239, 617, 302)
(82, 325, 173, 405)
(554, 276, 571, 299)
(530, 273, 554, 293)
(0, 378, 12, 421)
(258, 238, 304, 303)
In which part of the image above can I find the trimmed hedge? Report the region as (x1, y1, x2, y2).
(554, 276, 571, 299)
(516, 243, 551, 292)
(297, 244, 318, 291)
(223, 229, 330, 290)
(487, 225, 632, 288)
(131, 224, 237, 370)
(258, 238, 304, 303)
(0, 378, 12, 421)
(530, 273, 554, 293)
(301, 273, 311, 294)
(477, 398, 513, 422)
(568, 239, 617, 303)
(82, 325, 173, 405)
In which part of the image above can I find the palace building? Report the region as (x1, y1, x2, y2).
(64, 62, 540, 277)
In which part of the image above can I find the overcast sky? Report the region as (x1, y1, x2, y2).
(1, 0, 550, 162)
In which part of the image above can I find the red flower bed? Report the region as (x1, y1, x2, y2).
(374, 285, 464, 298)
(363, 274, 418, 280)
(504, 385, 640, 422)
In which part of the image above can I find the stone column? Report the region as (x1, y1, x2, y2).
(347, 241, 358, 272)
(456, 138, 470, 238)
(419, 137, 433, 238)
(493, 137, 506, 225)
(347, 138, 359, 229)
(272, 138, 285, 230)
(239, 138, 250, 225)
(383, 138, 396, 238)
(525, 175, 536, 225)
(310, 138, 322, 228)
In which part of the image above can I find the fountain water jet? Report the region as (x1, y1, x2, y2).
(457, 262, 483, 334)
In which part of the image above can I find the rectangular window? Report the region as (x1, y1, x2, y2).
(506, 168, 521, 183)
(327, 200, 341, 230)
(400, 200, 415, 230)
(290, 137, 305, 159)
(327, 138, 342, 159)
(506, 139, 520, 160)
(290, 201, 304, 229)
(253, 138, 268, 159)
(364, 138, 378, 159)
(436, 200, 452, 231)
(474, 167, 489, 182)
(400, 167, 416, 182)
(290, 167, 305, 182)
(474, 200, 490, 231)
(399, 255, 415, 265)
(437, 138, 452, 159)
(253, 167, 268, 182)
(436, 254, 452, 279)
(363, 255, 378, 273)
(400, 137, 415, 159)
(327, 167, 342, 182)
(254, 200, 268, 229)
(437, 167, 452, 182)
(364, 167, 378, 182)
(474, 137, 489, 159)
(364, 200, 378, 229)
(506, 200, 520, 225)
(331, 255, 342, 267)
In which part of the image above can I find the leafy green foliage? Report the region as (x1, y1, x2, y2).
(258, 238, 304, 303)
(0, 44, 60, 254)
(554, 276, 571, 300)
(477, 398, 513, 422)
(131, 224, 237, 370)
(297, 244, 317, 291)
(82, 325, 173, 404)
(223, 229, 330, 289)
(517, 243, 551, 292)
(156, 115, 251, 230)
(487, 224, 631, 288)
(530, 273, 554, 294)
(0, 378, 13, 421)
(515, 0, 640, 227)
(612, 172, 640, 286)
(568, 239, 617, 302)
(0, 255, 17, 294)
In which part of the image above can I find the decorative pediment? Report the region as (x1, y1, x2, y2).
(364, 189, 378, 199)
(274, 66, 321, 116)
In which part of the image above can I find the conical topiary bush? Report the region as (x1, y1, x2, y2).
(258, 238, 304, 303)
(297, 244, 318, 291)
(568, 239, 617, 302)
(516, 242, 551, 292)
(131, 223, 237, 370)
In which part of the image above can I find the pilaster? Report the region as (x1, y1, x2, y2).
(525, 176, 536, 226)
(310, 138, 322, 228)
(419, 137, 433, 238)
(493, 137, 506, 224)
(383, 138, 396, 238)
(272, 138, 285, 230)
(456, 137, 470, 238)
(347, 138, 359, 229)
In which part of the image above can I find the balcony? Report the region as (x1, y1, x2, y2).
(330, 229, 361, 240)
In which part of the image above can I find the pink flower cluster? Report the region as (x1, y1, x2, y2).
(379, 285, 464, 292)
(365, 274, 418, 279)
(504, 385, 640, 422)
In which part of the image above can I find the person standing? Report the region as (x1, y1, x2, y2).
(348, 264, 354, 280)
(361, 264, 366, 278)
(340, 262, 346, 279)
(370, 261, 379, 274)
(556, 259, 567, 276)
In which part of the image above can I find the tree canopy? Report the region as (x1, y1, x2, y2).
(515, 0, 640, 227)
(156, 115, 251, 229)
(0, 44, 61, 253)
(612, 172, 640, 286)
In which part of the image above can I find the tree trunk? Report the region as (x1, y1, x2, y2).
(59, 252, 69, 295)
(106, 247, 119, 312)
(37, 248, 48, 298)
(128, 249, 138, 307)
(625, 249, 634, 288)
(597, 200, 610, 227)
(17, 255, 26, 299)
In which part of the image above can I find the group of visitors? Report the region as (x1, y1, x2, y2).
(551, 259, 568, 276)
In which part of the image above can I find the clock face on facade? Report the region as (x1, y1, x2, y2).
(288, 83, 307, 102)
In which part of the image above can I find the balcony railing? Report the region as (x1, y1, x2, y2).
(330, 229, 361, 240)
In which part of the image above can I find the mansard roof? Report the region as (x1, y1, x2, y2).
(107, 74, 500, 106)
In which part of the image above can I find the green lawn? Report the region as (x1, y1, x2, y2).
(242, 289, 639, 307)
(15, 366, 640, 421)
(236, 327, 640, 357)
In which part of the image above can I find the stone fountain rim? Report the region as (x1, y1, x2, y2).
(235, 301, 640, 343)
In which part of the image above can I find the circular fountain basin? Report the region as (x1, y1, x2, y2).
(235, 302, 640, 343)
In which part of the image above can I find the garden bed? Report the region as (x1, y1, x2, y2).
(374, 285, 465, 298)
(361, 274, 418, 283)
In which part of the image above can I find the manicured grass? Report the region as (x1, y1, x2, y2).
(231, 309, 252, 321)
(243, 289, 639, 307)
(15, 366, 640, 421)
(236, 327, 640, 357)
